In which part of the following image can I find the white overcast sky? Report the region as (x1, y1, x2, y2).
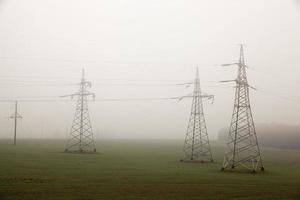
(0, 0, 300, 139)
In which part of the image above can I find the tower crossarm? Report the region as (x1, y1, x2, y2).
(60, 91, 95, 99)
(178, 94, 214, 100)
(221, 63, 249, 68)
(220, 79, 257, 90)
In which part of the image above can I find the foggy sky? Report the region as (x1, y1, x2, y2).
(0, 0, 300, 140)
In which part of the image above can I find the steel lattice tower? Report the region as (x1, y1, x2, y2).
(221, 45, 264, 172)
(181, 68, 214, 163)
(64, 69, 96, 153)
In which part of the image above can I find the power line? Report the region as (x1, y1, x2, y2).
(0, 97, 182, 103)
(0, 56, 219, 67)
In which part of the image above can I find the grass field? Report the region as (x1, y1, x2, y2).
(0, 139, 300, 200)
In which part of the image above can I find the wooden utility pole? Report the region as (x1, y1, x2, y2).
(10, 101, 22, 145)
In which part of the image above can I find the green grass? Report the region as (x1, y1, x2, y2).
(0, 139, 300, 200)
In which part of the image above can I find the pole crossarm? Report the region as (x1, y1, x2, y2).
(9, 114, 22, 119)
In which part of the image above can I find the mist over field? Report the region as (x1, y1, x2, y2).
(218, 123, 300, 149)
(0, 0, 300, 143)
(1, 1, 300, 200)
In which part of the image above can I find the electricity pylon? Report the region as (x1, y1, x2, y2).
(221, 45, 264, 172)
(9, 101, 22, 145)
(180, 67, 214, 163)
(63, 69, 96, 153)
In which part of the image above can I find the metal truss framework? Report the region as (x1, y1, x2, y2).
(181, 68, 214, 163)
(64, 69, 96, 153)
(221, 45, 264, 172)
